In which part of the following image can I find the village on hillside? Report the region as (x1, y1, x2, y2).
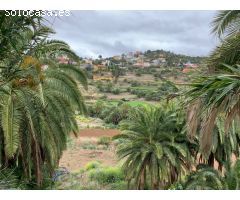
(70, 50, 203, 81)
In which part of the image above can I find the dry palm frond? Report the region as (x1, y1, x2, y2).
(225, 100, 240, 133)
(200, 108, 218, 156)
(186, 99, 202, 139)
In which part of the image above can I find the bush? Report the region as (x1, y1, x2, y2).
(135, 71, 142, 76)
(128, 81, 179, 101)
(88, 167, 124, 184)
(130, 81, 141, 87)
(112, 87, 120, 95)
(87, 101, 106, 118)
(85, 161, 102, 171)
(81, 142, 97, 150)
(108, 181, 128, 190)
(97, 136, 111, 146)
(87, 101, 132, 125)
(104, 103, 131, 125)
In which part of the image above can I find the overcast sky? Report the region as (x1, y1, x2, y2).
(48, 10, 218, 58)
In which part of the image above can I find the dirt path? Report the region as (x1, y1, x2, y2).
(78, 128, 120, 137)
(59, 128, 120, 172)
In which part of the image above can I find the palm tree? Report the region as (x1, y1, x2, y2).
(208, 11, 240, 70)
(183, 160, 240, 190)
(0, 13, 87, 187)
(183, 164, 224, 190)
(186, 10, 240, 155)
(196, 117, 240, 171)
(114, 103, 192, 189)
(0, 168, 23, 189)
(211, 10, 240, 39)
(0, 11, 42, 61)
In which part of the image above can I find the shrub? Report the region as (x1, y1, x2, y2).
(87, 101, 132, 125)
(81, 142, 97, 150)
(108, 181, 128, 190)
(85, 161, 102, 171)
(99, 105, 115, 119)
(135, 71, 142, 76)
(87, 101, 106, 118)
(131, 81, 141, 87)
(97, 136, 111, 146)
(104, 103, 131, 125)
(88, 167, 124, 184)
(112, 87, 120, 95)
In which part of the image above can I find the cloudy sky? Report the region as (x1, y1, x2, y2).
(48, 11, 218, 58)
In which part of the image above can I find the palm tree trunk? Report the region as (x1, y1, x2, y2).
(33, 141, 42, 187)
(208, 152, 215, 167)
(138, 167, 146, 189)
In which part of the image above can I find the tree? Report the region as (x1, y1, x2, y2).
(211, 10, 240, 38)
(110, 62, 121, 84)
(182, 164, 224, 190)
(183, 160, 240, 190)
(114, 103, 192, 189)
(0, 12, 87, 187)
(196, 117, 240, 171)
(186, 10, 240, 155)
(208, 10, 240, 71)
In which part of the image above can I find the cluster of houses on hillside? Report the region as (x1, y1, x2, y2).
(81, 51, 167, 69)
(79, 51, 199, 74)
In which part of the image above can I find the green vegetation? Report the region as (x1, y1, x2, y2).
(0, 11, 87, 188)
(96, 81, 124, 94)
(144, 49, 205, 66)
(88, 166, 124, 184)
(53, 161, 128, 190)
(87, 101, 132, 125)
(114, 103, 192, 189)
(97, 136, 111, 146)
(186, 11, 240, 156)
(128, 80, 179, 101)
(1, 10, 240, 190)
(85, 161, 102, 171)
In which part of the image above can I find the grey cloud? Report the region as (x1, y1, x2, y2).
(47, 10, 218, 58)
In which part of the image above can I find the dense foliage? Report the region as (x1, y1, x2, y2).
(114, 104, 192, 189)
(0, 11, 87, 187)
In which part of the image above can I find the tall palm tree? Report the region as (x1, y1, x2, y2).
(114, 103, 192, 189)
(0, 12, 87, 187)
(186, 10, 240, 156)
(187, 64, 240, 155)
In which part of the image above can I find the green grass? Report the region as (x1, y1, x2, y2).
(53, 161, 128, 190)
(88, 166, 124, 184)
(126, 101, 150, 107)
